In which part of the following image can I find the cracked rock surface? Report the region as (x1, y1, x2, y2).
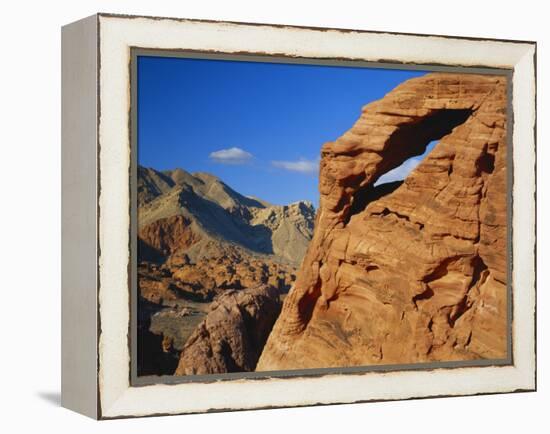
(257, 73, 508, 371)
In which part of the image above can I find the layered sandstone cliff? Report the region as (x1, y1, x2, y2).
(257, 73, 508, 371)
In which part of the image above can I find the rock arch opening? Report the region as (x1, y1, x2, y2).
(375, 140, 438, 186)
(345, 108, 474, 224)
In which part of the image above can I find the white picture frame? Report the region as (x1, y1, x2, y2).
(61, 13, 536, 419)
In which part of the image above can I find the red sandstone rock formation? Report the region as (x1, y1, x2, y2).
(175, 286, 281, 375)
(139, 215, 200, 259)
(257, 73, 508, 371)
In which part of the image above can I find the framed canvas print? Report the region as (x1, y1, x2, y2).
(61, 13, 537, 419)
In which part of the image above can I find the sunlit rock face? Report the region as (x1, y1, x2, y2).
(257, 73, 508, 371)
(175, 285, 282, 375)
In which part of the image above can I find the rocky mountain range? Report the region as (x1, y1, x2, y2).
(138, 166, 315, 266)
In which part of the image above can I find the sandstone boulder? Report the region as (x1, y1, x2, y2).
(175, 285, 281, 375)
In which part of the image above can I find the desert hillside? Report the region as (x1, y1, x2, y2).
(137, 166, 315, 375)
(138, 166, 315, 265)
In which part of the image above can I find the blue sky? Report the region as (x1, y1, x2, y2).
(138, 56, 429, 207)
(375, 140, 438, 186)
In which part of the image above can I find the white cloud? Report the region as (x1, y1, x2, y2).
(375, 158, 421, 186)
(209, 147, 253, 164)
(271, 158, 319, 175)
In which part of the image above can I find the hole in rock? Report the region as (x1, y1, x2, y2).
(477, 152, 495, 174)
(375, 140, 438, 186)
(348, 180, 404, 217)
(345, 108, 474, 224)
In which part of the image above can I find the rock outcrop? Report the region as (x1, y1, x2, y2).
(138, 215, 200, 260)
(139, 247, 297, 304)
(175, 285, 281, 375)
(257, 73, 508, 371)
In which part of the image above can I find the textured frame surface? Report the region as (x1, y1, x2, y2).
(78, 13, 536, 419)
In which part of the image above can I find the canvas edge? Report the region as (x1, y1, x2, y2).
(92, 14, 536, 419)
(61, 13, 100, 419)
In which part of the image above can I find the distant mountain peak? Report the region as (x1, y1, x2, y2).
(289, 200, 315, 210)
(192, 172, 220, 183)
(165, 168, 203, 188)
(138, 166, 316, 265)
